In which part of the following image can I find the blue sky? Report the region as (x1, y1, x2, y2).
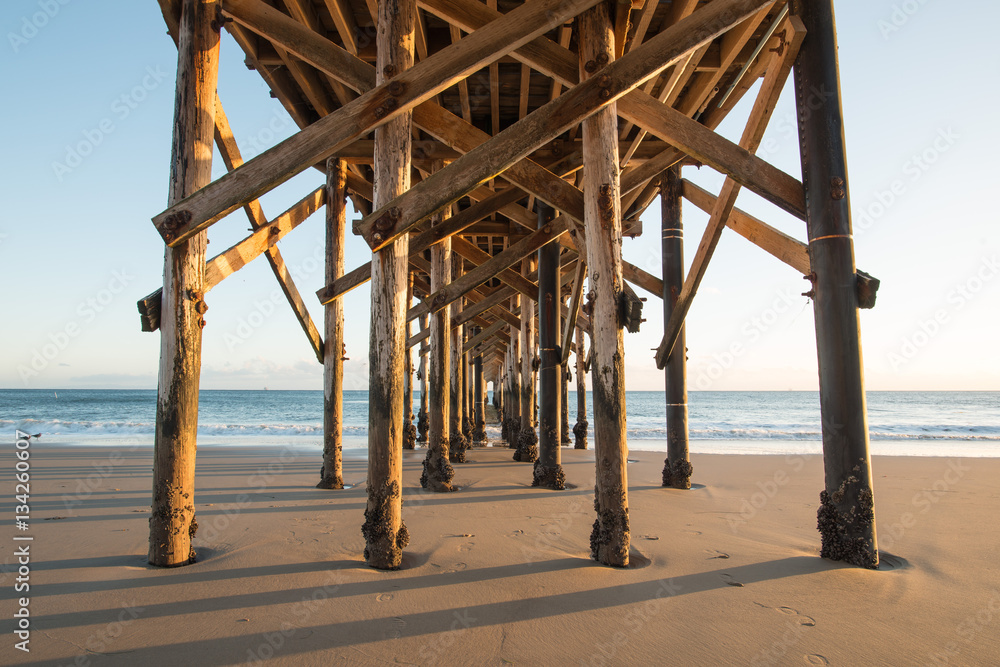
(2, 1, 997, 391)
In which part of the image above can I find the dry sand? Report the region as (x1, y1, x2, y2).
(2, 443, 999, 666)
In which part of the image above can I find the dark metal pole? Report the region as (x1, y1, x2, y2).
(473, 347, 486, 443)
(792, 0, 878, 568)
(534, 203, 565, 489)
(660, 166, 692, 489)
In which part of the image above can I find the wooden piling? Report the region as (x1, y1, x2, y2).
(505, 300, 521, 448)
(361, 0, 415, 570)
(461, 324, 473, 441)
(149, 0, 220, 568)
(660, 166, 692, 489)
(421, 185, 455, 492)
(534, 203, 565, 489)
(573, 326, 589, 450)
(514, 258, 538, 462)
(561, 296, 572, 447)
(317, 158, 347, 490)
(450, 255, 470, 462)
(417, 313, 429, 443)
(792, 0, 878, 569)
(473, 339, 487, 442)
(580, 1, 629, 567)
(403, 273, 417, 450)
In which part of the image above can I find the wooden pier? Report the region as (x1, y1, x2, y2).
(143, 0, 881, 569)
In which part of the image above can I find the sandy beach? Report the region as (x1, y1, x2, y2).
(2, 443, 999, 666)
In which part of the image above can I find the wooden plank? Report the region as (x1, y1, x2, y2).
(621, 259, 663, 298)
(359, 0, 774, 251)
(321, 0, 360, 55)
(155, 0, 605, 246)
(656, 18, 805, 368)
(316, 185, 526, 305)
(410, 218, 570, 320)
(560, 259, 586, 365)
(204, 187, 324, 290)
(682, 178, 810, 274)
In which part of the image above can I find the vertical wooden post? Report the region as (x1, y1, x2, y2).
(417, 313, 429, 443)
(450, 255, 470, 462)
(403, 273, 417, 450)
(421, 176, 455, 492)
(573, 326, 589, 450)
(561, 344, 571, 445)
(362, 0, 415, 570)
(534, 203, 565, 489)
(506, 303, 521, 448)
(461, 325, 473, 441)
(318, 158, 347, 490)
(793, 0, 878, 569)
(473, 347, 486, 442)
(580, 1, 629, 567)
(149, 0, 220, 568)
(660, 166, 692, 489)
(514, 258, 538, 462)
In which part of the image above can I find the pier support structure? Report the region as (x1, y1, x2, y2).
(534, 203, 566, 489)
(149, 0, 219, 568)
(473, 344, 487, 443)
(417, 314, 429, 443)
(318, 158, 347, 490)
(580, 1, 629, 567)
(573, 326, 588, 450)
(361, 0, 415, 570)
(514, 258, 538, 462)
(450, 256, 470, 462)
(793, 0, 878, 569)
(403, 273, 417, 450)
(660, 166, 692, 489)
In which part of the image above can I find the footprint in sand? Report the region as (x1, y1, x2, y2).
(384, 617, 406, 639)
(376, 593, 394, 602)
(443, 562, 468, 573)
(758, 603, 816, 627)
(706, 549, 730, 559)
(805, 655, 828, 665)
(720, 573, 744, 587)
(459, 541, 475, 552)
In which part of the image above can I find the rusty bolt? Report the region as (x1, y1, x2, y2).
(388, 80, 405, 97)
(599, 88, 612, 99)
(551, 140, 563, 156)
(599, 184, 612, 196)
(433, 293, 447, 306)
(382, 96, 398, 112)
(389, 206, 401, 220)
(598, 194, 613, 209)
(372, 232, 384, 244)
(584, 59, 598, 73)
(831, 176, 846, 200)
(195, 300, 209, 315)
(374, 106, 387, 119)
(199, 318, 207, 329)
(269, 225, 280, 236)
(543, 224, 552, 233)
(374, 215, 393, 232)
(802, 289, 815, 299)
(597, 74, 611, 88)
(596, 53, 609, 66)
(383, 64, 396, 79)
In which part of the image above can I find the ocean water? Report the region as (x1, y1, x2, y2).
(2, 389, 998, 457)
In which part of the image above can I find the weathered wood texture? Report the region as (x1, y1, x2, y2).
(573, 324, 588, 450)
(450, 255, 470, 462)
(149, 0, 219, 568)
(793, 0, 878, 569)
(514, 257, 538, 463)
(403, 273, 417, 450)
(318, 159, 347, 490)
(362, 0, 413, 570)
(580, 2, 629, 568)
(422, 202, 455, 491)
(660, 166, 691, 490)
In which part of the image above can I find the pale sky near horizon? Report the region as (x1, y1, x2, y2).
(1, 1, 997, 392)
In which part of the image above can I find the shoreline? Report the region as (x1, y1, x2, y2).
(1, 445, 998, 665)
